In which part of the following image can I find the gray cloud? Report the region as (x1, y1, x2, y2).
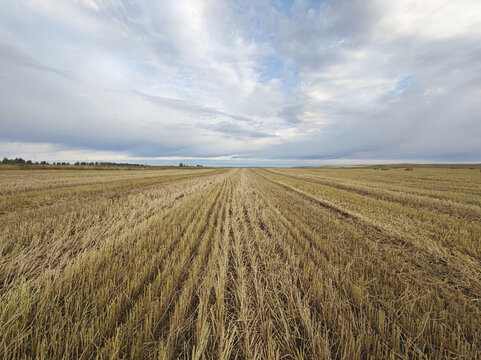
(0, 43, 76, 80)
(132, 90, 252, 123)
(197, 120, 272, 139)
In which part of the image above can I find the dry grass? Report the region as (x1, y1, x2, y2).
(0, 167, 480, 359)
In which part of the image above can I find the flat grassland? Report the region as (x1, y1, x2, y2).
(1, 167, 480, 359)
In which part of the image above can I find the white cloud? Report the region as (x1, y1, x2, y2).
(374, 0, 481, 40)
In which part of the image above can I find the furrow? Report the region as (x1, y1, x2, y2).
(0, 170, 230, 291)
(0, 169, 225, 215)
(251, 169, 481, 358)
(265, 169, 481, 222)
(90, 177, 229, 359)
(155, 174, 234, 360)
(0, 173, 230, 359)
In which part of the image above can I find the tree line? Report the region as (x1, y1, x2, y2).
(2, 157, 204, 168)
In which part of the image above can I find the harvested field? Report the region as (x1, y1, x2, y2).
(1, 167, 480, 359)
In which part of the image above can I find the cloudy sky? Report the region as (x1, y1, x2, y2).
(1, 0, 480, 166)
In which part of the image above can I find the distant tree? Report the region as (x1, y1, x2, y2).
(179, 162, 184, 167)
(1, 157, 30, 164)
(26, 160, 32, 164)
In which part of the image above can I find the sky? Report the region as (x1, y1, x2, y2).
(1, 0, 480, 166)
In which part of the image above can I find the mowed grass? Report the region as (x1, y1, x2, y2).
(0, 167, 480, 359)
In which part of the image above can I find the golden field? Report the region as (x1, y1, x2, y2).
(0, 167, 480, 359)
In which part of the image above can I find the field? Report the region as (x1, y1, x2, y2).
(1, 167, 480, 359)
